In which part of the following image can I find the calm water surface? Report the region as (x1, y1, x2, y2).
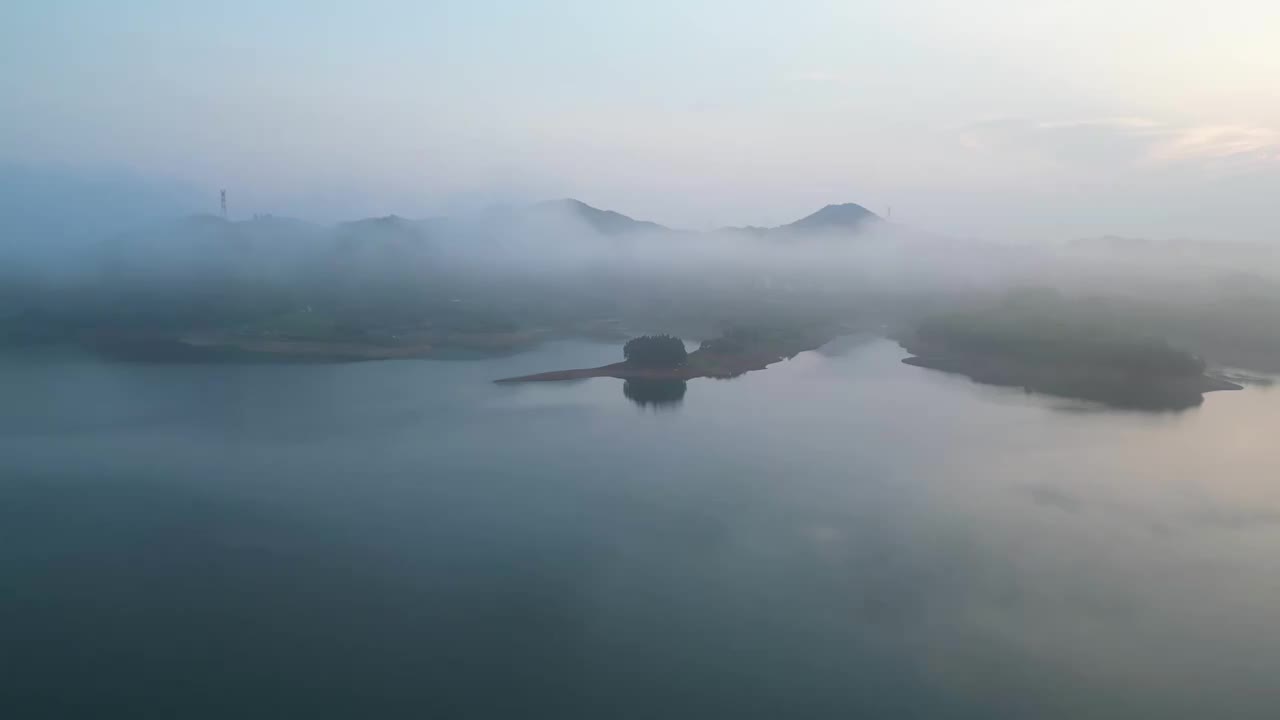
(3, 338, 1280, 718)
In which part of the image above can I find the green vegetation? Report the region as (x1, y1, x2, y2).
(697, 325, 819, 356)
(900, 290, 1240, 410)
(239, 304, 520, 342)
(914, 290, 1206, 378)
(623, 335, 688, 368)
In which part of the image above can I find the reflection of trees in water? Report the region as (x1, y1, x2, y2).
(623, 379, 687, 409)
(985, 374, 1207, 412)
(1069, 383, 1204, 412)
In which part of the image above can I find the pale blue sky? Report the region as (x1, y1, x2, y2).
(4, 0, 1279, 240)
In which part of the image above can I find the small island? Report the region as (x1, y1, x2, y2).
(899, 292, 1242, 410)
(495, 327, 833, 384)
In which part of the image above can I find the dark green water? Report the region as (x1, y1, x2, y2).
(4, 338, 1280, 718)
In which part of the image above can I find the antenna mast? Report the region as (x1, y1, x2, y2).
(220, 190, 227, 218)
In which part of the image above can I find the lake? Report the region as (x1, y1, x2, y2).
(3, 337, 1280, 718)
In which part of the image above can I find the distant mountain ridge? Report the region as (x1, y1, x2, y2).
(533, 198, 668, 236)
(109, 198, 888, 252)
(719, 202, 883, 237)
(392, 198, 882, 237)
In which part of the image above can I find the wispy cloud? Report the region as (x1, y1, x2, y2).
(1035, 117, 1164, 131)
(1149, 125, 1280, 165)
(959, 117, 1280, 172)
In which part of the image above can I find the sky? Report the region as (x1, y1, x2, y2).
(3, 0, 1280, 241)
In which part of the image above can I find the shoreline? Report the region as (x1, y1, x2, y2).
(87, 330, 546, 363)
(900, 345, 1243, 410)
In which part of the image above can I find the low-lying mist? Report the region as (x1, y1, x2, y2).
(6, 195, 1280, 372)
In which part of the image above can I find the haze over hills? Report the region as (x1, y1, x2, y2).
(11, 191, 1280, 376)
(533, 198, 669, 236)
(1, 194, 940, 364)
(500, 198, 880, 238)
(719, 202, 883, 237)
(85, 198, 892, 259)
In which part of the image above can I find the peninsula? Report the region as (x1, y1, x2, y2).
(495, 327, 833, 383)
(900, 293, 1242, 410)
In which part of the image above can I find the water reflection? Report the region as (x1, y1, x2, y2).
(622, 379, 687, 409)
(905, 362, 1212, 412)
(1014, 379, 1207, 412)
(8, 341, 1280, 718)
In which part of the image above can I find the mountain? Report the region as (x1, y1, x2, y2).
(84, 199, 892, 287)
(779, 203, 881, 233)
(719, 203, 884, 238)
(533, 199, 667, 235)
(333, 215, 432, 248)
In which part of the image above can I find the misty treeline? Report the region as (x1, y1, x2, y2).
(914, 288, 1207, 378)
(0, 200, 914, 340)
(5, 197, 1280, 372)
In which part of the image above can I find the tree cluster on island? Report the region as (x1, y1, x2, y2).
(622, 335, 688, 368)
